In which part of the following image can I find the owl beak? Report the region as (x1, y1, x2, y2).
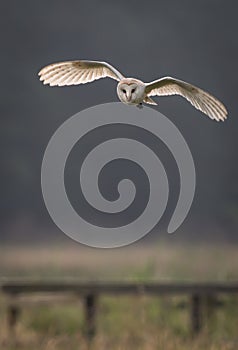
(126, 92, 131, 102)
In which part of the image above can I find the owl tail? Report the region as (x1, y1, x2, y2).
(143, 96, 157, 105)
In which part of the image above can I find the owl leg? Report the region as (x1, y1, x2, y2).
(136, 103, 143, 109)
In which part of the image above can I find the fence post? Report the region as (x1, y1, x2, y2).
(7, 304, 20, 335)
(84, 293, 97, 341)
(190, 294, 202, 334)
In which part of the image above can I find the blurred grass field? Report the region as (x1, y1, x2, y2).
(0, 242, 238, 349)
(1, 241, 238, 281)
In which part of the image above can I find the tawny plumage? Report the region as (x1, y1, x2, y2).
(38, 60, 227, 121)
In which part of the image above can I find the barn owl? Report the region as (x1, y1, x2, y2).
(38, 60, 227, 121)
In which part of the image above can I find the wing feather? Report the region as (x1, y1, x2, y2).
(38, 60, 124, 86)
(145, 77, 227, 121)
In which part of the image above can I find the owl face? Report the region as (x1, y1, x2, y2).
(117, 79, 145, 105)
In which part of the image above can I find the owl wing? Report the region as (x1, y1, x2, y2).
(145, 77, 227, 121)
(38, 60, 124, 86)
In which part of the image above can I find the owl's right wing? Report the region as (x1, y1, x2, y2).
(38, 60, 124, 86)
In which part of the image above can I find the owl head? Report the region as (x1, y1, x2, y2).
(117, 78, 145, 105)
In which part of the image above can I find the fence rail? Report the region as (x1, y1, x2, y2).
(1, 281, 238, 340)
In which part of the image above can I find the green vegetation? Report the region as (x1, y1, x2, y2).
(0, 243, 238, 349)
(0, 294, 238, 349)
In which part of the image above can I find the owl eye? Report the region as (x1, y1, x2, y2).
(122, 89, 126, 93)
(131, 88, 136, 93)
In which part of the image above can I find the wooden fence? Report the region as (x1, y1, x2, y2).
(1, 281, 238, 340)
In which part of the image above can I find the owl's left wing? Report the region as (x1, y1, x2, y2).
(38, 60, 124, 86)
(145, 77, 227, 121)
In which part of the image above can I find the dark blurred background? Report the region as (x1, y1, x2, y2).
(1, 0, 238, 245)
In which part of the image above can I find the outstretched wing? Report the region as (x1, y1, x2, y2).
(38, 60, 124, 86)
(145, 77, 227, 121)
